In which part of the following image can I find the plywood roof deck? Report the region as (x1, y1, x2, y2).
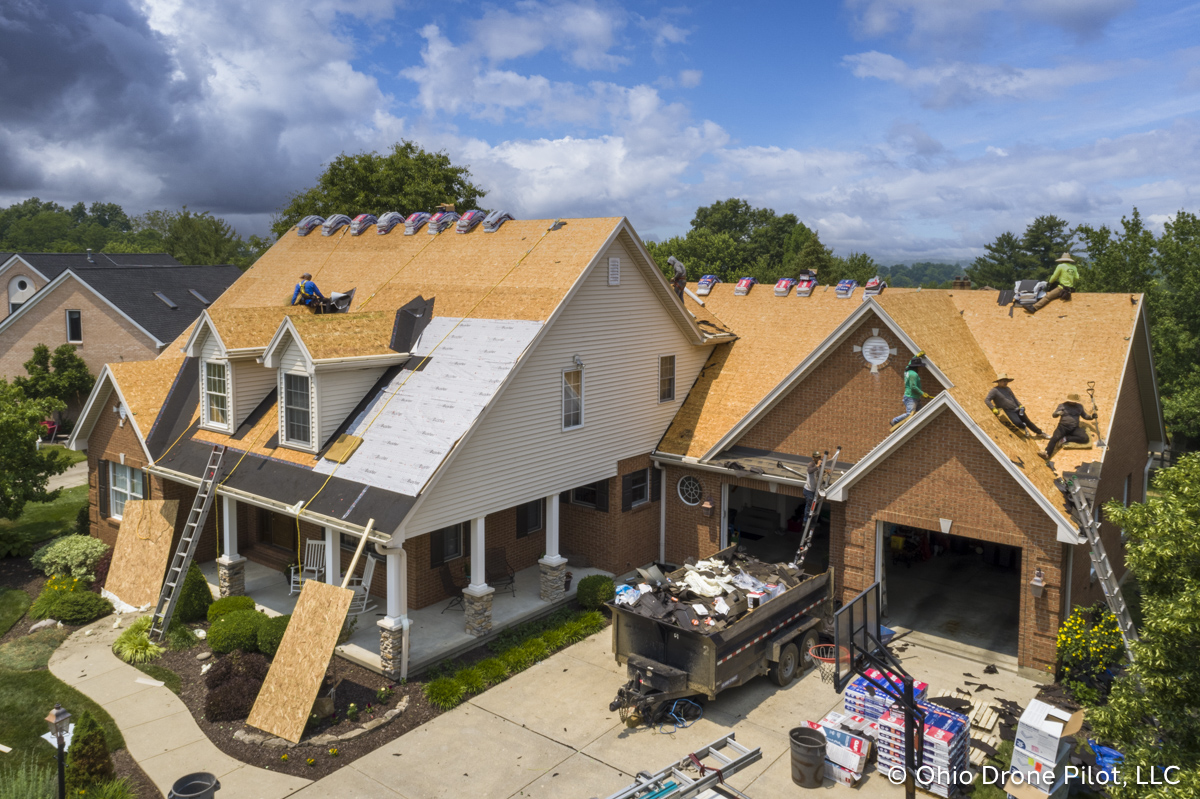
(288, 311, 398, 360)
(109, 358, 193, 432)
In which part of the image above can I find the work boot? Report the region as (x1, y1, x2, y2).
(1037, 452, 1050, 460)
(1040, 433, 1051, 439)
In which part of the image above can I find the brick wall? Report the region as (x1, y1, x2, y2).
(557, 454, 663, 576)
(662, 464, 723, 563)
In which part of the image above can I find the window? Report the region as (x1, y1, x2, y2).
(204, 362, 228, 427)
(570, 481, 608, 511)
(516, 499, 544, 538)
(678, 475, 703, 506)
(283, 374, 311, 445)
(154, 291, 178, 309)
(429, 522, 466, 568)
(109, 462, 144, 519)
(66, 310, 82, 343)
(659, 355, 676, 402)
(562, 368, 583, 429)
(622, 468, 650, 511)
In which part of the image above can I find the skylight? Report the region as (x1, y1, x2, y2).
(188, 289, 211, 305)
(154, 291, 178, 309)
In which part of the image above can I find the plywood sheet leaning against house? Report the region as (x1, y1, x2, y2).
(104, 499, 180, 609)
(247, 580, 353, 743)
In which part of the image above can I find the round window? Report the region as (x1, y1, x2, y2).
(677, 475, 703, 506)
(17, 279, 28, 291)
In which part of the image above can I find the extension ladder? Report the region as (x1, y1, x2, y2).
(795, 446, 842, 567)
(603, 733, 762, 799)
(150, 445, 226, 641)
(1063, 479, 1137, 661)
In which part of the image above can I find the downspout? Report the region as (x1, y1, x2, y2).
(1062, 543, 1073, 620)
(1143, 451, 1154, 504)
(374, 540, 410, 681)
(656, 461, 667, 564)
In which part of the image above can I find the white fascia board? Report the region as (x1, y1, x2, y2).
(699, 298, 954, 462)
(649, 452, 808, 490)
(312, 352, 410, 371)
(261, 317, 312, 370)
(67, 365, 114, 451)
(66, 365, 153, 462)
(824, 393, 1082, 544)
(0, 270, 165, 347)
(183, 310, 226, 357)
(0, 254, 49, 282)
(618, 221, 710, 346)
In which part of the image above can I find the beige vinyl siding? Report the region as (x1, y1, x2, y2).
(404, 237, 709, 535)
(198, 328, 222, 362)
(232, 360, 277, 426)
(197, 331, 231, 431)
(316, 367, 387, 447)
(277, 336, 315, 451)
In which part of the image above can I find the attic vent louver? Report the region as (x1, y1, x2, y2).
(322, 214, 351, 236)
(296, 215, 324, 236)
(376, 211, 404, 235)
(428, 210, 459, 234)
(404, 212, 430, 235)
(483, 210, 514, 233)
(154, 291, 178, 309)
(188, 289, 211, 305)
(350, 214, 377, 235)
(456, 210, 485, 233)
(608, 257, 620, 286)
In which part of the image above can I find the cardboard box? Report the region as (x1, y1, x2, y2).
(1009, 739, 1072, 792)
(805, 720, 871, 773)
(1014, 700, 1084, 759)
(1006, 769, 1069, 799)
(823, 759, 861, 787)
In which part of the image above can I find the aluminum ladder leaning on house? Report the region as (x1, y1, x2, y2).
(781, 445, 842, 569)
(1063, 479, 1138, 662)
(601, 733, 762, 799)
(149, 445, 226, 642)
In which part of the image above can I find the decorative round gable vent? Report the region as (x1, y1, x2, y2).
(852, 328, 897, 373)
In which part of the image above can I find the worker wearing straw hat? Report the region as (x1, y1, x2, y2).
(985, 374, 1049, 438)
(1030, 253, 1079, 313)
(1040, 393, 1096, 461)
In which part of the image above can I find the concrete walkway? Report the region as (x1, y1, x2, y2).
(48, 618, 311, 799)
(48, 460, 88, 491)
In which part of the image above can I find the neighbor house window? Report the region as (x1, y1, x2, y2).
(109, 463, 144, 519)
(659, 355, 676, 402)
(562, 368, 583, 429)
(204, 362, 229, 427)
(516, 499, 544, 539)
(429, 522, 466, 567)
(622, 468, 649, 510)
(572, 484, 598, 507)
(66, 310, 82, 343)
(283, 374, 311, 445)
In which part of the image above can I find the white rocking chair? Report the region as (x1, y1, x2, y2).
(346, 555, 378, 616)
(289, 539, 327, 596)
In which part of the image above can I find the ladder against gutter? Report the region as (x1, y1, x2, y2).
(1062, 477, 1138, 661)
(794, 446, 843, 568)
(150, 445, 226, 642)
(603, 733, 762, 799)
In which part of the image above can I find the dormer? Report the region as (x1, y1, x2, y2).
(184, 311, 276, 434)
(261, 311, 413, 454)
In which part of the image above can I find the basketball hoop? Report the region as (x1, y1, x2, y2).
(809, 644, 849, 685)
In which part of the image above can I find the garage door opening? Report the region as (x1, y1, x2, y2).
(877, 523, 1020, 657)
(725, 484, 829, 572)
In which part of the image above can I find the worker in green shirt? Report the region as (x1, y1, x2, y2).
(891, 354, 934, 427)
(1030, 253, 1079, 313)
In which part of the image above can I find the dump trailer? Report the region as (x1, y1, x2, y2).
(608, 549, 833, 724)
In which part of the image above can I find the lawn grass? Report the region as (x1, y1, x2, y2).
(0, 485, 89, 549)
(134, 662, 181, 695)
(0, 588, 32, 637)
(0, 629, 71, 671)
(42, 444, 87, 468)
(0, 667, 125, 769)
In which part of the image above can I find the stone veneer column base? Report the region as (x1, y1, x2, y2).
(379, 618, 407, 679)
(216, 555, 246, 598)
(538, 560, 567, 602)
(464, 590, 494, 637)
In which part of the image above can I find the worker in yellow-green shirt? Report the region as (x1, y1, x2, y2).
(1030, 253, 1079, 312)
(891, 354, 934, 427)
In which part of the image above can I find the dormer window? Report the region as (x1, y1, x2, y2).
(284, 374, 312, 446)
(202, 361, 230, 430)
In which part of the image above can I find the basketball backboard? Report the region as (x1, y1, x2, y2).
(833, 582, 883, 692)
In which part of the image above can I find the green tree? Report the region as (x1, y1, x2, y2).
(1088, 453, 1200, 798)
(105, 208, 270, 269)
(690, 198, 802, 274)
(1076, 208, 1158, 295)
(64, 710, 115, 792)
(822, 251, 879, 286)
(1154, 211, 1200, 442)
(0, 380, 69, 520)
(272, 140, 487, 238)
(13, 344, 95, 416)
(644, 228, 745, 283)
(965, 231, 1035, 288)
(1020, 214, 1074, 281)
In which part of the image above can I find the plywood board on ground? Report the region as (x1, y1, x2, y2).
(104, 499, 180, 608)
(247, 580, 353, 743)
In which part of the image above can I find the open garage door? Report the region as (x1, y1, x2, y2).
(876, 522, 1020, 657)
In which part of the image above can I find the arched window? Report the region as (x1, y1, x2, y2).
(7, 274, 36, 313)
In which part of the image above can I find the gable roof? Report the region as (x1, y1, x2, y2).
(6, 252, 182, 280)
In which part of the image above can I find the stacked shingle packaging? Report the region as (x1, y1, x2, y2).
(876, 703, 970, 798)
(843, 668, 929, 719)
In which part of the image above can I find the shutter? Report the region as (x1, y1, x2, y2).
(142, 469, 151, 501)
(430, 528, 445, 568)
(651, 466, 662, 502)
(98, 459, 109, 518)
(515, 502, 528, 538)
(595, 479, 609, 512)
(621, 473, 634, 512)
(560, 490, 570, 504)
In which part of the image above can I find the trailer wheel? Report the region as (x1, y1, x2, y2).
(799, 629, 821, 674)
(770, 643, 800, 686)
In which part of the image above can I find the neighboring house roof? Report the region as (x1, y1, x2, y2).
(5, 252, 182, 280)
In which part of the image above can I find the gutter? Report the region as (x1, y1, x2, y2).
(650, 452, 809, 491)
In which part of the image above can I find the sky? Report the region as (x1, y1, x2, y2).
(2, 0, 1199, 263)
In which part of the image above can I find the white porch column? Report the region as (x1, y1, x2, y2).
(377, 543, 410, 680)
(385, 550, 404, 619)
(221, 495, 238, 558)
(463, 516, 493, 636)
(467, 516, 488, 592)
(539, 495, 568, 601)
(324, 527, 340, 585)
(216, 495, 245, 597)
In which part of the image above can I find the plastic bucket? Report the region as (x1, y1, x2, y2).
(789, 727, 827, 788)
(168, 772, 220, 799)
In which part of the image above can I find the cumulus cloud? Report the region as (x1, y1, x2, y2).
(844, 0, 1134, 44)
(470, 1, 628, 70)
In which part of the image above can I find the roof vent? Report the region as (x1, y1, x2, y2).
(376, 211, 404, 235)
(862, 276, 886, 300)
(456, 210, 485, 234)
(428, 210, 459, 234)
(733, 277, 756, 296)
(696, 275, 720, 296)
(390, 295, 435, 353)
(795, 270, 817, 297)
(608, 257, 620, 286)
(483, 209, 514, 233)
(154, 291, 178, 309)
(296, 215, 324, 236)
(774, 278, 797, 297)
(350, 214, 377, 236)
(835, 279, 858, 299)
(188, 289, 211, 305)
(404, 212, 430, 235)
(322, 214, 351, 236)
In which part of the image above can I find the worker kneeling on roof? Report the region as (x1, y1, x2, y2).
(291, 273, 329, 311)
(985, 374, 1049, 439)
(1039, 393, 1096, 461)
(1029, 253, 1078, 313)
(891, 355, 933, 427)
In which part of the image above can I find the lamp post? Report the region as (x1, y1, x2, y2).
(45, 703, 71, 799)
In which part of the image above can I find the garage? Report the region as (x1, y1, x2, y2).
(876, 523, 1021, 657)
(724, 484, 830, 572)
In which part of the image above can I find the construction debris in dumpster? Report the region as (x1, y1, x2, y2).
(615, 553, 807, 634)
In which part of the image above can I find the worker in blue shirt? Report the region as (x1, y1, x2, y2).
(291, 273, 325, 307)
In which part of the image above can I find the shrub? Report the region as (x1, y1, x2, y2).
(475, 658, 509, 687)
(90, 548, 112, 593)
(205, 651, 271, 690)
(575, 574, 614, 610)
(30, 535, 109, 580)
(499, 645, 534, 674)
(0, 527, 35, 559)
(206, 594, 255, 624)
(1056, 604, 1124, 693)
(49, 590, 112, 625)
(542, 628, 567, 650)
(423, 676, 465, 710)
(30, 575, 84, 619)
(205, 675, 263, 722)
(112, 618, 163, 665)
(85, 779, 137, 799)
(520, 637, 548, 664)
(0, 754, 55, 799)
(208, 609, 267, 654)
(75, 504, 91, 537)
(65, 710, 115, 793)
(164, 621, 198, 651)
(456, 666, 485, 694)
(257, 614, 291, 657)
(175, 563, 213, 623)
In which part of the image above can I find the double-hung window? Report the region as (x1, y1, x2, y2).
(659, 355, 676, 402)
(562, 368, 583, 429)
(109, 463, 144, 519)
(429, 522, 466, 567)
(205, 362, 229, 427)
(284, 374, 311, 445)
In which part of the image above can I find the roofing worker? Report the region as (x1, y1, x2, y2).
(1029, 253, 1079, 313)
(891, 354, 934, 428)
(668, 256, 687, 299)
(802, 451, 824, 529)
(291, 273, 326, 308)
(1039, 393, 1096, 461)
(985, 374, 1049, 439)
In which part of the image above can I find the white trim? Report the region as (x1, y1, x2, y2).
(0, 270, 164, 346)
(561, 366, 584, 430)
(107, 461, 145, 520)
(616, 224, 712, 346)
(281, 371, 315, 450)
(823, 392, 1082, 544)
(200, 360, 233, 432)
(676, 473, 704, 506)
(183, 311, 228, 358)
(64, 309, 82, 343)
(262, 317, 313, 370)
(700, 298, 954, 461)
